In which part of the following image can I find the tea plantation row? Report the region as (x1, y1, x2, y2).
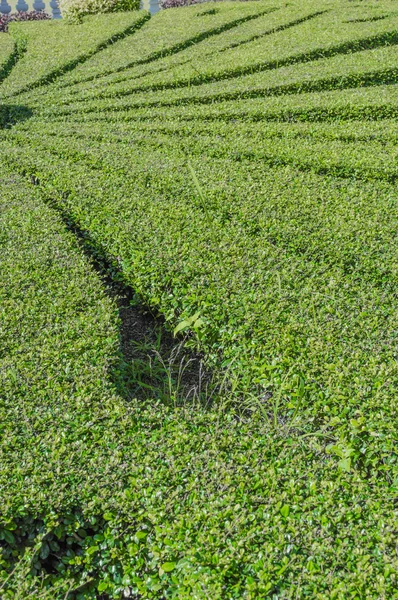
(0, 1, 397, 597)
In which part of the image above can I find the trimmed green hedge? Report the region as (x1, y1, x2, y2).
(53, 4, 398, 97)
(0, 162, 396, 598)
(2, 126, 398, 436)
(59, 0, 140, 23)
(18, 3, 329, 107)
(44, 0, 279, 89)
(72, 42, 398, 107)
(56, 83, 398, 125)
(1, 1, 398, 597)
(0, 10, 149, 98)
(1, 162, 394, 599)
(0, 166, 119, 596)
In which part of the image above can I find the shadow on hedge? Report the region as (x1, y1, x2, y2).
(0, 104, 33, 129)
(63, 220, 215, 408)
(25, 176, 215, 409)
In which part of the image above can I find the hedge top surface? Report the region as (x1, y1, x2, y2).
(0, 167, 121, 515)
(1, 160, 394, 599)
(1, 1, 398, 598)
(0, 10, 149, 97)
(30, 1, 330, 103)
(47, 0, 280, 87)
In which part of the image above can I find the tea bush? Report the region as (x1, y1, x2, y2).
(1, 2, 397, 597)
(48, 0, 278, 88)
(59, 0, 140, 22)
(0, 9, 148, 97)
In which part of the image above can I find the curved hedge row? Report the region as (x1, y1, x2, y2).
(1, 1, 397, 598)
(0, 10, 149, 98)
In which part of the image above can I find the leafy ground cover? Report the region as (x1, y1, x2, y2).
(50, 0, 281, 87)
(45, 2, 398, 103)
(0, 1, 397, 598)
(0, 10, 149, 97)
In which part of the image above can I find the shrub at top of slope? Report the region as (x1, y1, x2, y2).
(59, 0, 140, 22)
(0, 10, 149, 98)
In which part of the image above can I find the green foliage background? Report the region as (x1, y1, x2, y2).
(0, 1, 397, 597)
